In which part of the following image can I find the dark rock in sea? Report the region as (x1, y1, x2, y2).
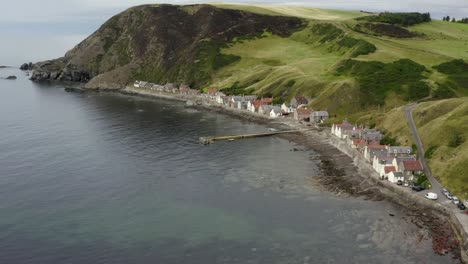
(0, 66, 9, 68)
(5, 75, 17, 80)
(64, 87, 85, 93)
(20, 62, 33, 71)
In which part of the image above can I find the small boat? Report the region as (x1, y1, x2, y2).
(268, 128, 277, 132)
(228, 139, 235, 142)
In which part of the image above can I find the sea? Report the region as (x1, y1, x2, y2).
(0, 68, 453, 263)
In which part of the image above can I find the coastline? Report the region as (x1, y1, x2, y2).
(115, 86, 467, 261)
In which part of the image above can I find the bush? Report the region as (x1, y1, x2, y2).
(414, 173, 430, 188)
(433, 84, 456, 99)
(356, 12, 431, 26)
(424, 145, 438, 159)
(448, 133, 464, 148)
(381, 134, 397, 145)
(406, 81, 430, 101)
(336, 59, 427, 106)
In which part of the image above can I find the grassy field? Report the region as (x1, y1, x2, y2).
(412, 98, 468, 199)
(211, 3, 365, 20)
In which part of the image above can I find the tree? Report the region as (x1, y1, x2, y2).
(447, 15, 450, 22)
(452, 17, 456, 22)
(442, 16, 447, 21)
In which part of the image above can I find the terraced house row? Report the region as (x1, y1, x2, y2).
(134, 81, 330, 122)
(332, 121, 424, 185)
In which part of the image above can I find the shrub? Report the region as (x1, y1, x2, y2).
(448, 133, 464, 148)
(356, 12, 431, 26)
(424, 145, 438, 159)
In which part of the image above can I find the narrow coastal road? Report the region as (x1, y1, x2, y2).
(404, 104, 443, 195)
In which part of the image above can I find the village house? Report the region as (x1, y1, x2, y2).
(401, 160, 424, 180)
(261, 97, 273, 104)
(311, 111, 329, 123)
(134, 80, 141, 88)
(247, 100, 264, 113)
(165, 83, 176, 92)
(207, 88, 218, 99)
(388, 171, 404, 184)
(281, 103, 294, 114)
(270, 106, 283, 118)
(362, 131, 383, 142)
(372, 156, 394, 177)
(237, 100, 249, 110)
(343, 128, 361, 140)
(387, 146, 412, 156)
(216, 92, 226, 104)
(351, 139, 367, 151)
(383, 166, 396, 180)
(188, 89, 200, 95)
(392, 156, 416, 172)
(139, 81, 148, 88)
(331, 121, 355, 139)
(294, 106, 312, 121)
(290, 96, 308, 108)
(364, 145, 388, 162)
(259, 104, 272, 115)
(179, 87, 189, 95)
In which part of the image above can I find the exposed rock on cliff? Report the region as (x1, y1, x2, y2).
(30, 4, 304, 89)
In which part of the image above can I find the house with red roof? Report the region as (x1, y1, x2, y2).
(247, 100, 264, 113)
(294, 106, 312, 121)
(351, 139, 367, 150)
(290, 96, 309, 108)
(401, 160, 424, 180)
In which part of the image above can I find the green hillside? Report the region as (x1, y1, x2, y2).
(414, 99, 468, 198)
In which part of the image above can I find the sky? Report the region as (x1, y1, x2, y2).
(1, 0, 467, 66)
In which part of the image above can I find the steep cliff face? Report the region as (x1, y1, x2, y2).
(30, 4, 304, 89)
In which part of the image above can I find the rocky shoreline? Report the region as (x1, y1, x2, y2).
(74, 86, 467, 262)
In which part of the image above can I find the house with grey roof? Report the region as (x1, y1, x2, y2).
(388, 171, 404, 184)
(387, 146, 412, 157)
(269, 106, 283, 118)
(311, 111, 329, 123)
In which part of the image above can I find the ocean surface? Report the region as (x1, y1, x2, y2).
(0, 69, 453, 263)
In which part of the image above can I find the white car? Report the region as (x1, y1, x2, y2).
(425, 192, 438, 200)
(452, 197, 460, 205)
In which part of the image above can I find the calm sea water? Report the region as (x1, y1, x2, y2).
(0, 69, 452, 263)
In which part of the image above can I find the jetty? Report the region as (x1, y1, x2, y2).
(199, 129, 311, 145)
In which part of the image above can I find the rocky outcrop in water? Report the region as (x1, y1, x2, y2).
(20, 62, 33, 70)
(4, 75, 17, 80)
(29, 4, 304, 89)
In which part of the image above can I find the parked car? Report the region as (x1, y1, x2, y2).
(441, 188, 448, 193)
(446, 193, 453, 200)
(403, 182, 409, 187)
(397, 180, 403, 186)
(412, 186, 425, 192)
(425, 193, 438, 200)
(453, 197, 460, 205)
(458, 203, 466, 210)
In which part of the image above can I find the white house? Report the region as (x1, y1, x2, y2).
(259, 105, 272, 115)
(331, 121, 355, 139)
(364, 145, 388, 162)
(134, 81, 140, 88)
(281, 103, 294, 114)
(270, 106, 283, 118)
(388, 171, 404, 184)
(392, 156, 416, 172)
(372, 156, 394, 177)
(247, 100, 263, 113)
(215, 92, 226, 104)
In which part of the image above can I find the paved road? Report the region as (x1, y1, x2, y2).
(404, 104, 443, 194)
